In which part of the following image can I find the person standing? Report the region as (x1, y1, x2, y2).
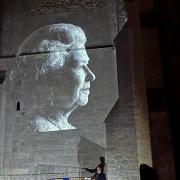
(85, 156, 106, 179)
(93, 166, 106, 180)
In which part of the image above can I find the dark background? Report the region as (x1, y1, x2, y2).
(124, 0, 180, 179)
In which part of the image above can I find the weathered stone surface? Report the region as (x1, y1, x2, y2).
(0, 0, 126, 57)
(24, 0, 106, 16)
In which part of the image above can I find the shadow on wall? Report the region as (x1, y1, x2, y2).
(77, 136, 106, 177)
(140, 163, 158, 180)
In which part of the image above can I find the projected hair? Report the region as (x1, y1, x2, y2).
(16, 23, 87, 74)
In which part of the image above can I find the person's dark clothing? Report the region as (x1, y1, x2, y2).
(95, 172, 106, 180)
(86, 163, 105, 173)
(85, 157, 106, 179)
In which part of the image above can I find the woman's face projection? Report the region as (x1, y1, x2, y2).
(15, 47, 96, 131)
(66, 48, 95, 107)
(14, 23, 97, 131)
(48, 48, 95, 111)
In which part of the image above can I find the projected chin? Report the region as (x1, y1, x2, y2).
(78, 89, 90, 106)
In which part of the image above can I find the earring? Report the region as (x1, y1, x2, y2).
(49, 88, 55, 106)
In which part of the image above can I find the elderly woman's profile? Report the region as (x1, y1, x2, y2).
(13, 23, 96, 132)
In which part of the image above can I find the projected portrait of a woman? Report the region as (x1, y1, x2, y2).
(15, 23, 96, 132)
